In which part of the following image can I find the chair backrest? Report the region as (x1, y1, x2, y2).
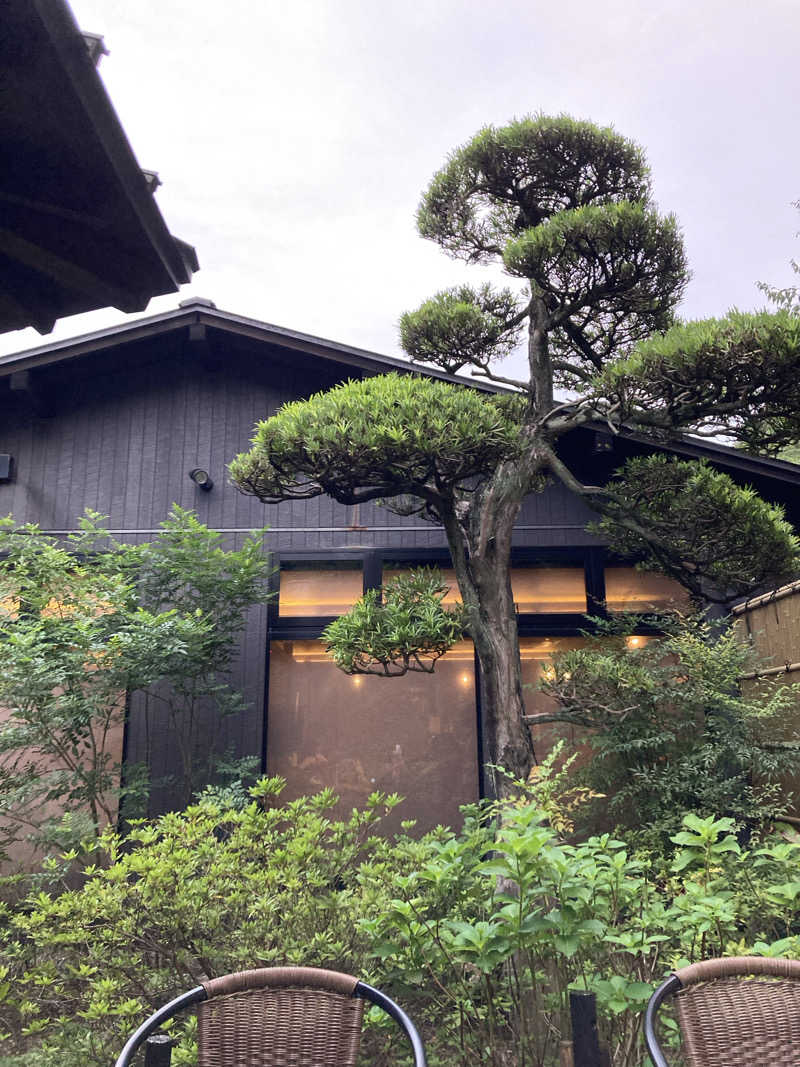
(115, 965, 427, 1067)
(197, 968, 364, 1067)
(645, 956, 800, 1067)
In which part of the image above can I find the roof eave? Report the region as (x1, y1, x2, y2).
(31, 0, 198, 290)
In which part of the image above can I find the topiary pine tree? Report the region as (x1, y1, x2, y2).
(231, 115, 800, 784)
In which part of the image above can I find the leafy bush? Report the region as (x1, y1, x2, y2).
(536, 615, 800, 843)
(3, 778, 800, 1066)
(323, 568, 467, 676)
(364, 799, 800, 1067)
(0, 779, 415, 1064)
(0, 508, 272, 860)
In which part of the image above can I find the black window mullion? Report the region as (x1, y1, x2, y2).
(362, 550, 382, 593)
(585, 547, 607, 617)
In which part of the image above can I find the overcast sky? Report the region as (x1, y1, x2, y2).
(3, 0, 798, 376)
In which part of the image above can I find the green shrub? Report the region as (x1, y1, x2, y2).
(3, 779, 800, 1067)
(0, 779, 417, 1064)
(537, 615, 800, 844)
(363, 799, 800, 1066)
(0, 508, 273, 861)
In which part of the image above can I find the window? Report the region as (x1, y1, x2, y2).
(604, 567, 688, 612)
(278, 561, 363, 616)
(267, 639, 478, 833)
(519, 636, 589, 763)
(511, 566, 587, 613)
(383, 561, 588, 612)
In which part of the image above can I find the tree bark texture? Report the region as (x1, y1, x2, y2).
(444, 484, 537, 787)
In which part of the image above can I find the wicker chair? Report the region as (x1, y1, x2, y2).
(114, 965, 427, 1067)
(644, 956, 800, 1067)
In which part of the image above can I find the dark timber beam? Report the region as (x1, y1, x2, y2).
(0, 228, 147, 313)
(0, 291, 55, 336)
(9, 369, 54, 417)
(0, 190, 110, 231)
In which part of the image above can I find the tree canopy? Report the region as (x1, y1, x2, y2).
(230, 373, 526, 513)
(233, 114, 800, 781)
(594, 455, 800, 602)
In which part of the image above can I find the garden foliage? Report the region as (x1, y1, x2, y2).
(593, 456, 800, 602)
(0, 508, 271, 858)
(537, 615, 800, 842)
(3, 777, 800, 1066)
(323, 568, 467, 675)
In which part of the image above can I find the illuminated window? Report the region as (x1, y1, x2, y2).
(267, 639, 478, 833)
(511, 566, 587, 613)
(0, 587, 114, 621)
(278, 561, 363, 616)
(520, 636, 589, 762)
(0, 595, 19, 620)
(604, 567, 689, 612)
(382, 565, 462, 604)
(383, 563, 588, 613)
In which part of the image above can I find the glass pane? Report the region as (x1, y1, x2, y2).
(605, 567, 688, 612)
(267, 639, 478, 834)
(382, 566, 462, 605)
(383, 564, 588, 612)
(520, 636, 589, 764)
(511, 567, 587, 613)
(279, 561, 363, 616)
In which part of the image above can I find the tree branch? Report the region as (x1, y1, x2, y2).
(469, 367, 531, 390)
(543, 451, 606, 497)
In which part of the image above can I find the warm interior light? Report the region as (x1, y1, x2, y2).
(511, 567, 587, 613)
(0, 595, 20, 619)
(279, 568, 363, 616)
(605, 567, 688, 612)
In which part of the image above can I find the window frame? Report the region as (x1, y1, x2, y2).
(264, 546, 666, 797)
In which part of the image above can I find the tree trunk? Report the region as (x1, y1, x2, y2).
(444, 497, 536, 791)
(469, 551, 535, 793)
(438, 291, 553, 791)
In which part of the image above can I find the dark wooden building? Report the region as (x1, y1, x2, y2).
(3, 298, 800, 831)
(1, 0, 197, 336)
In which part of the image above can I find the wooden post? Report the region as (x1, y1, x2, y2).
(144, 1034, 174, 1067)
(569, 990, 610, 1067)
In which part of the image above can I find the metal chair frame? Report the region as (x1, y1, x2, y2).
(644, 955, 800, 1067)
(644, 971, 682, 1067)
(114, 965, 426, 1067)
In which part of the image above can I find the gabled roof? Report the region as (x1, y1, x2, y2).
(0, 0, 198, 336)
(0, 298, 474, 385)
(2, 296, 799, 488)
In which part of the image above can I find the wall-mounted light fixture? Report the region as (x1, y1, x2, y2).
(189, 467, 214, 491)
(0, 454, 13, 483)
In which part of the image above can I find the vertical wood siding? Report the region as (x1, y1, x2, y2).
(0, 331, 626, 813)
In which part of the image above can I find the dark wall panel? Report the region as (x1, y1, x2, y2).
(0, 331, 609, 814)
